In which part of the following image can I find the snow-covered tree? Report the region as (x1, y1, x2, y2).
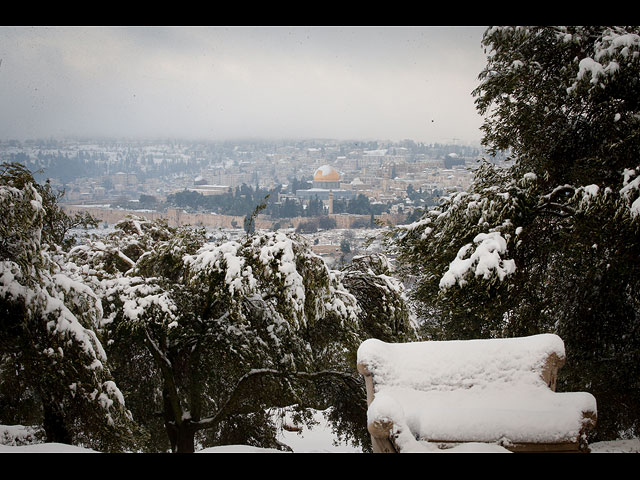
(395, 162, 535, 339)
(0, 163, 136, 451)
(474, 26, 640, 189)
(340, 253, 417, 343)
(395, 26, 640, 441)
(71, 216, 411, 452)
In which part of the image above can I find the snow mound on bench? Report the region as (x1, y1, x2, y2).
(359, 334, 597, 449)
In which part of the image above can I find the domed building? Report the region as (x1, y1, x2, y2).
(313, 165, 341, 189)
(295, 163, 356, 207)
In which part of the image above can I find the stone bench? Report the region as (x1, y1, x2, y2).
(357, 334, 597, 453)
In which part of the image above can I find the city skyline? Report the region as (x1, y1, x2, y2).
(0, 26, 488, 145)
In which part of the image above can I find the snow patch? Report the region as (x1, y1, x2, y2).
(439, 231, 516, 289)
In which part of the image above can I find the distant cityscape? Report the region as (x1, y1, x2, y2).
(1, 137, 507, 263)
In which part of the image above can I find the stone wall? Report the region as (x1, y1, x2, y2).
(63, 205, 405, 231)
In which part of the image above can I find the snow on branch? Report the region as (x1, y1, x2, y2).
(439, 231, 516, 289)
(621, 167, 640, 217)
(568, 28, 640, 93)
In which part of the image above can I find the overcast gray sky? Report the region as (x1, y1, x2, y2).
(0, 26, 488, 145)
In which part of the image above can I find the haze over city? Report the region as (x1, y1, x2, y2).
(0, 26, 487, 145)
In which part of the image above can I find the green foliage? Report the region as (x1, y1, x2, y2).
(295, 219, 318, 233)
(166, 184, 283, 218)
(340, 253, 417, 344)
(0, 163, 138, 451)
(0, 163, 98, 255)
(473, 26, 640, 189)
(340, 238, 351, 254)
(396, 26, 640, 441)
(395, 162, 536, 339)
(0, 163, 47, 276)
(243, 194, 269, 235)
(68, 215, 409, 452)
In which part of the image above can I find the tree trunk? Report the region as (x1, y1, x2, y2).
(42, 401, 72, 445)
(162, 385, 197, 453)
(175, 422, 196, 453)
(166, 420, 196, 453)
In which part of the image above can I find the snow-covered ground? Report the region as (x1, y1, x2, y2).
(1, 414, 638, 453)
(589, 439, 640, 453)
(1, 438, 638, 453)
(0, 410, 362, 454)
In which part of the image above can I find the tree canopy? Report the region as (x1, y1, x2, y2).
(395, 26, 640, 441)
(60, 213, 415, 452)
(1, 159, 415, 452)
(0, 163, 137, 451)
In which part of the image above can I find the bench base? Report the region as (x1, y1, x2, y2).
(427, 440, 590, 453)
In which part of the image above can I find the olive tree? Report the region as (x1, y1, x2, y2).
(70, 217, 413, 452)
(0, 163, 136, 451)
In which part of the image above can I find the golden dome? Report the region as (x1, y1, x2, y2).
(313, 165, 340, 182)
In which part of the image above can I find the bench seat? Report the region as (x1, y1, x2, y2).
(357, 334, 597, 453)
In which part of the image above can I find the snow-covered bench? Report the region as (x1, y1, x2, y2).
(357, 334, 597, 453)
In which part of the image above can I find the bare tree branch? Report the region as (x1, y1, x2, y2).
(193, 368, 359, 431)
